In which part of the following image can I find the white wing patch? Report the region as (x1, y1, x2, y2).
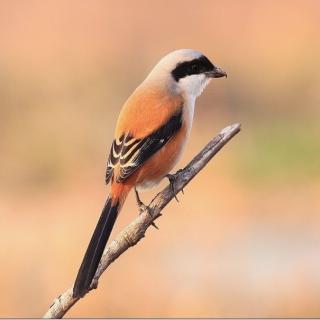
(105, 107, 183, 184)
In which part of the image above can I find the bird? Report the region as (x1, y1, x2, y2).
(72, 49, 227, 298)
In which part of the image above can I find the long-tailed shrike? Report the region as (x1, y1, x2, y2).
(73, 49, 227, 298)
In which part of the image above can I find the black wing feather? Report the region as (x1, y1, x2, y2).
(105, 135, 124, 184)
(117, 107, 183, 182)
(105, 107, 183, 184)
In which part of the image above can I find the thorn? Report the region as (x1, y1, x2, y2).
(144, 207, 159, 230)
(151, 221, 159, 229)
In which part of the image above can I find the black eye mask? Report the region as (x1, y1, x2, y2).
(171, 55, 214, 81)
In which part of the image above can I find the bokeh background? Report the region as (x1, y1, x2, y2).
(1, 0, 320, 317)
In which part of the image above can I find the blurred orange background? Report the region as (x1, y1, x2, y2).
(1, 0, 320, 317)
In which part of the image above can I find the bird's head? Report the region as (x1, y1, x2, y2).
(145, 49, 227, 99)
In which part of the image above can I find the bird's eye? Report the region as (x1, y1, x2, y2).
(191, 64, 199, 71)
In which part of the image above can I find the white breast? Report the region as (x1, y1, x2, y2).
(182, 96, 195, 141)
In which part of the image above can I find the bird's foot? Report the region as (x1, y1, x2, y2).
(134, 188, 158, 229)
(165, 169, 184, 202)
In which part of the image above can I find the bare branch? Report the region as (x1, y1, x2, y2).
(43, 123, 241, 318)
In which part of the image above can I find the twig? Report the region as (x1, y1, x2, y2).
(43, 123, 241, 318)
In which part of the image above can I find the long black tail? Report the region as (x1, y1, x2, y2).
(73, 197, 120, 298)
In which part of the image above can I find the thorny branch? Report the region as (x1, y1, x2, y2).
(43, 123, 241, 318)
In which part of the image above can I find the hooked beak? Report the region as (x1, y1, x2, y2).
(206, 66, 227, 78)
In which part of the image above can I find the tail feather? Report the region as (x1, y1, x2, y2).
(73, 197, 120, 298)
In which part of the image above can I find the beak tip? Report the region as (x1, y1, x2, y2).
(216, 67, 227, 78)
(207, 66, 227, 79)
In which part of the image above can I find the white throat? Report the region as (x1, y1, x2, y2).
(175, 74, 211, 100)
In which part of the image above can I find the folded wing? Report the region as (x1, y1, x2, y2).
(105, 107, 183, 184)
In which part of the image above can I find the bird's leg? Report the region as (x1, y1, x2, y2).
(165, 169, 184, 202)
(134, 187, 146, 212)
(134, 188, 158, 229)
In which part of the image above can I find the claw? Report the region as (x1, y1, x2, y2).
(134, 188, 159, 230)
(134, 188, 144, 209)
(165, 169, 184, 202)
(166, 174, 179, 202)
